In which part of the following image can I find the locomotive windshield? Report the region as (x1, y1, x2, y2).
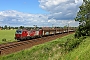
(16, 30, 22, 34)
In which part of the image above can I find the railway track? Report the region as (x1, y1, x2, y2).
(0, 32, 74, 55)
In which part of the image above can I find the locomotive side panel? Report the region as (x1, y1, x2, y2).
(22, 31, 28, 37)
(29, 30, 36, 37)
(39, 29, 43, 36)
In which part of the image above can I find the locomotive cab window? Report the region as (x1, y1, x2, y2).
(16, 30, 22, 34)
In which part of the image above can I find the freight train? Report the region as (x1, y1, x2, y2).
(15, 27, 75, 41)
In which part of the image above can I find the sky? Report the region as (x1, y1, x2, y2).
(0, 0, 48, 14)
(0, 0, 83, 27)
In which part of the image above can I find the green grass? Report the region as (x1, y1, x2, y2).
(0, 33, 74, 60)
(0, 33, 90, 60)
(0, 30, 16, 44)
(60, 36, 90, 60)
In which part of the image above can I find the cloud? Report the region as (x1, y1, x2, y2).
(0, 0, 83, 27)
(39, 0, 83, 20)
(0, 0, 83, 26)
(0, 10, 79, 27)
(0, 10, 49, 27)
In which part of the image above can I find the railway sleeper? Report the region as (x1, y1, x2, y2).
(0, 47, 10, 50)
(1, 45, 16, 50)
(22, 42, 30, 44)
(14, 44, 25, 46)
(11, 44, 20, 47)
(33, 39, 38, 42)
(14, 43, 25, 46)
(25, 40, 33, 43)
(0, 48, 5, 50)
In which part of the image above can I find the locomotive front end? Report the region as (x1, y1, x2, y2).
(15, 30, 22, 40)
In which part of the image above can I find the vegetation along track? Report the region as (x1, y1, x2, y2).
(0, 32, 74, 55)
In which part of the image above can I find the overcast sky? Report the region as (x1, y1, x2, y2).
(0, 0, 83, 27)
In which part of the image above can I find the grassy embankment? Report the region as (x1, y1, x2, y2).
(0, 30, 16, 44)
(60, 36, 90, 60)
(0, 32, 90, 60)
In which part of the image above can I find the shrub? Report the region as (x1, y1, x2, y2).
(75, 21, 90, 38)
(62, 36, 86, 52)
(2, 38, 6, 41)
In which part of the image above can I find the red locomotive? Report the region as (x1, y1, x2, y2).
(15, 27, 74, 40)
(15, 28, 43, 40)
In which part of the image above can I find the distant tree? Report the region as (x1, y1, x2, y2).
(19, 26, 24, 29)
(11, 27, 15, 29)
(1, 26, 3, 29)
(14, 27, 18, 29)
(64, 25, 67, 28)
(75, 0, 90, 38)
(8, 26, 11, 30)
(4, 25, 7, 29)
(0, 26, 1, 28)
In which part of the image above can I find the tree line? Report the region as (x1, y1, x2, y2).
(0, 25, 26, 30)
(0, 25, 76, 30)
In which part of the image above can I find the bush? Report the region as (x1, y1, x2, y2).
(61, 36, 86, 52)
(75, 21, 90, 38)
(75, 30, 81, 38)
(2, 38, 6, 41)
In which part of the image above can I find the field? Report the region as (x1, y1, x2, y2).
(0, 30, 16, 44)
